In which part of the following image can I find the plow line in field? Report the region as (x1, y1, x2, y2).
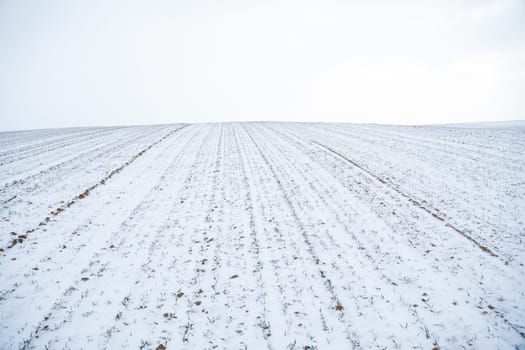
(311, 140, 498, 258)
(0, 126, 162, 191)
(243, 125, 359, 348)
(1, 124, 189, 253)
(2, 122, 524, 349)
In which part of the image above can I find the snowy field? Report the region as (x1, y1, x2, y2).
(0, 122, 524, 349)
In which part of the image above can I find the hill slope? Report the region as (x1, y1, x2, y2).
(1, 122, 524, 349)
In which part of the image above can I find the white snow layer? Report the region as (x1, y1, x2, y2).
(0, 122, 524, 349)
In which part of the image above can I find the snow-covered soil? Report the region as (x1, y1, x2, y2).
(0, 122, 524, 349)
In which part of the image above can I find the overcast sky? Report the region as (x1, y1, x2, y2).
(1, 0, 524, 131)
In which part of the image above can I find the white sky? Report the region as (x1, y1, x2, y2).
(1, 0, 524, 131)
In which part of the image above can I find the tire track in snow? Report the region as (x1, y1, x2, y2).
(0, 128, 119, 165)
(106, 124, 221, 348)
(294, 124, 524, 257)
(312, 123, 522, 170)
(311, 140, 498, 258)
(1, 124, 189, 253)
(0, 126, 158, 191)
(94, 125, 217, 349)
(13, 125, 206, 349)
(265, 125, 524, 344)
(1, 122, 523, 349)
(0, 126, 200, 309)
(70, 124, 219, 349)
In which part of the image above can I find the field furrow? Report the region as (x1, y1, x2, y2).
(1, 122, 523, 349)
